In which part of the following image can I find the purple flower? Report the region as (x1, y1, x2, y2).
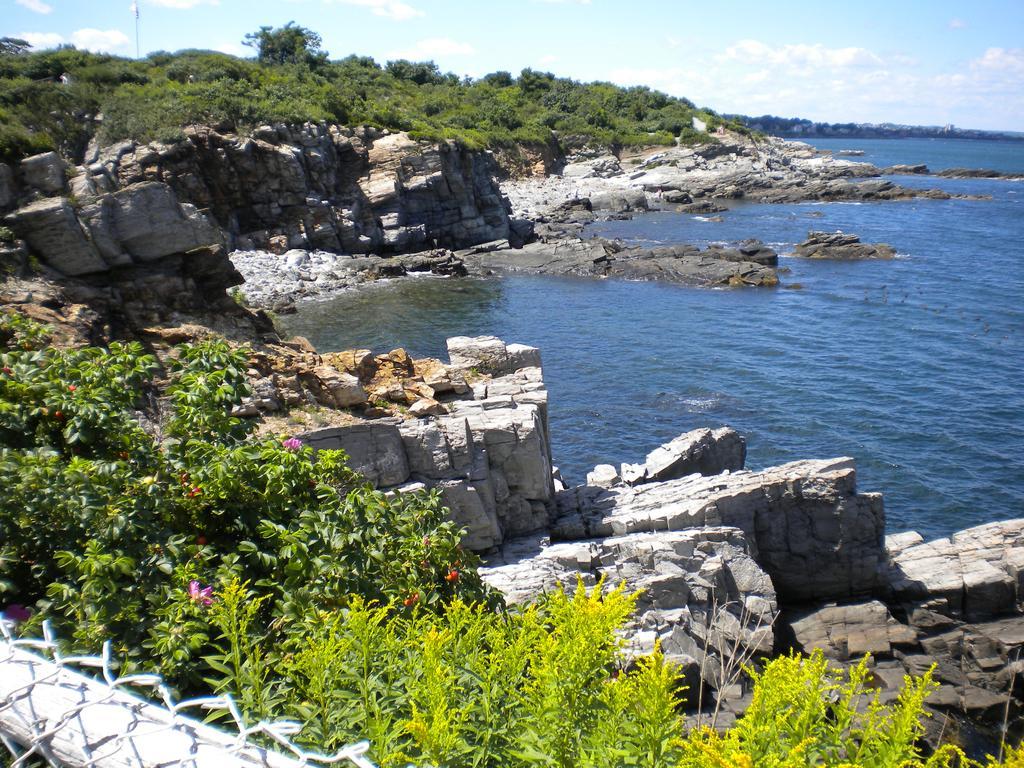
(282, 437, 303, 452)
(1, 604, 32, 624)
(187, 580, 214, 607)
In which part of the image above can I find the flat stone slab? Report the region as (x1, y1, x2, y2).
(552, 458, 884, 603)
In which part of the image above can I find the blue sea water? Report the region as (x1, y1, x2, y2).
(801, 136, 1024, 174)
(279, 138, 1024, 538)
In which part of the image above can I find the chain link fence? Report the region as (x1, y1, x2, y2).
(0, 619, 376, 768)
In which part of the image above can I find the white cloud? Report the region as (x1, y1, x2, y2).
(328, 0, 423, 20)
(606, 36, 1024, 131)
(720, 39, 883, 70)
(15, 0, 53, 14)
(539, 54, 559, 65)
(146, 0, 220, 7)
(949, 18, 967, 29)
(17, 31, 64, 49)
(388, 37, 475, 60)
(970, 47, 1024, 75)
(70, 28, 131, 52)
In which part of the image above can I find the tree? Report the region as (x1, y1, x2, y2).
(384, 59, 446, 85)
(483, 71, 514, 88)
(0, 37, 31, 57)
(518, 68, 554, 94)
(242, 22, 327, 67)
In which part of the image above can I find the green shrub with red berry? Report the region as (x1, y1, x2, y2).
(0, 309, 492, 693)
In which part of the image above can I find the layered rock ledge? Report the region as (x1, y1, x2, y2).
(791, 230, 897, 260)
(380, 337, 1024, 742)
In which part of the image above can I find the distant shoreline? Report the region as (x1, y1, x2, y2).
(729, 115, 1024, 142)
(770, 133, 1024, 142)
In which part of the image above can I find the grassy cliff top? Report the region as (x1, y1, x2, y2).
(0, 41, 747, 164)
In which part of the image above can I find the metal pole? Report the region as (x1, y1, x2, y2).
(133, 1, 140, 58)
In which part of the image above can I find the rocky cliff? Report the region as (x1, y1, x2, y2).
(69, 124, 511, 255)
(381, 336, 1024, 743)
(1, 125, 520, 330)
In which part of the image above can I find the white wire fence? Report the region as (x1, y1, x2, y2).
(0, 619, 377, 768)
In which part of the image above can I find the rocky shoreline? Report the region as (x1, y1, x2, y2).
(222, 131, 1003, 303)
(2, 124, 1008, 307)
(277, 333, 1024, 748)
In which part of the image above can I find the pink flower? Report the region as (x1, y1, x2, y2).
(2, 604, 32, 624)
(187, 580, 214, 607)
(282, 437, 303, 452)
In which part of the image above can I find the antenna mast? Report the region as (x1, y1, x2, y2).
(132, 1, 140, 58)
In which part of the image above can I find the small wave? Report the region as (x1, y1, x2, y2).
(655, 391, 727, 413)
(683, 396, 722, 412)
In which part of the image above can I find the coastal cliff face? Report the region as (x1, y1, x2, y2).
(271, 333, 1024, 738)
(0, 125, 514, 318)
(78, 124, 512, 255)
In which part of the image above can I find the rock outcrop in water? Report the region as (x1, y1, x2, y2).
(385, 336, 1024, 743)
(461, 237, 780, 287)
(501, 135, 952, 224)
(791, 230, 897, 260)
(267, 331, 1017, 738)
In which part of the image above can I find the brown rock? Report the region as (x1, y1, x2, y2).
(325, 349, 375, 379)
(409, 397, 447, 417)
(268, 234, 289, 254)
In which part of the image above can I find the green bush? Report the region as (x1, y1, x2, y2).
(194, 576, 685, 768)
(0, 312, 492, 691)
(0, 39, 752, 162)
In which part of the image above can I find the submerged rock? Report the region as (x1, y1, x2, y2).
(462, 237, 779, 288)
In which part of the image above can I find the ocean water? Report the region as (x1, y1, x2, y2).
(801, 136, 1024, 174)
(279, 139, 1024, 538)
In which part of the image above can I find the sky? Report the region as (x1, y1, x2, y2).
(5, 0, 1024, 131)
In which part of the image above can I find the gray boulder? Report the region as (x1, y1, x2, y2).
(6, 181, 224, 276)
(446, 335, 542, 376)
(589, 188, 648, 212)
(20, 151, 66, 195)
(4, 198, 107, 276)
(586, 464, 621, 488)
(553, 458, 885, 603)
(792, 230, 896, 260)
(622, 427, 746, 485)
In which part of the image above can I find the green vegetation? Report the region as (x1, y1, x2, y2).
(0, 311, 492, 692)
(0, 23, 744, 164)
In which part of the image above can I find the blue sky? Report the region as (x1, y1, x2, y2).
(6, 0, 1024, 130)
